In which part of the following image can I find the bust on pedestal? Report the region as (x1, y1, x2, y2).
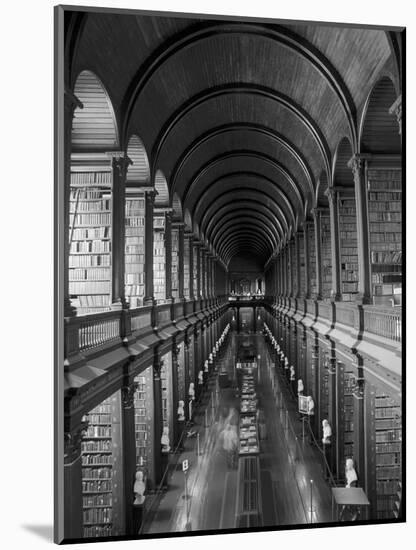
(133, 471, 146, 533)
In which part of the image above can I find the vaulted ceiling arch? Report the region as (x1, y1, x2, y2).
(192, 173, 295, 231)
(210, 216, 278, 252)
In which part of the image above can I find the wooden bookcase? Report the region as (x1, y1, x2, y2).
(193, 245, 198, 297)
(183, 237, 190, 299)
(69, 154, 113, 315)
(321, 213, 332, 299)
(134, 367, 155, 488)
(374, 394, 402, 519)
(298, 232, 306, 296)
(125, 195, 145, 308)
(308, 225, 317, 296)
(153, 213, 166, 303)
(81, 392, 123, 538)
(171, 227, 179, 300)
(368, 169, 402, 305)
(161, 352, 173, 438)
(337, 364, 354, 469)
(338, 195, 359, 301)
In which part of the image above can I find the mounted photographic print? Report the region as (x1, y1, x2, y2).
(54, 3, 405, 544)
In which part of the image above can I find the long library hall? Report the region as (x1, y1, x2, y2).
(58, 8, 403, 542)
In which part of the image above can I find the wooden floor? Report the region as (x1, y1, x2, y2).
(145, 332, 334, 534)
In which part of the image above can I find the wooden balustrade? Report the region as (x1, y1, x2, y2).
(363, 306, 402, 343)
(77, 311, 122, 352)
(318, 301, 332, 321)
(130, 306, 152, 332)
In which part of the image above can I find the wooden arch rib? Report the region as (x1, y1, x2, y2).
(72, 70, 119, 150)
(122, 23, 356, 150)
(211, 217, 278, 253)
(198, 191, 288, 242)
(202, 200, 283, 249)
(193, 173, 294, 232)
(168, 122, 315, 202)
(164, 84, 330, 193)
(188, 152, 302, 221)
(126, 134, 150, 184)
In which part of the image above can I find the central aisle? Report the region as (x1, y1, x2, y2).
(147, 331, 333, 533)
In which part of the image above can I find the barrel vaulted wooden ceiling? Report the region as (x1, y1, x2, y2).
(66, 10, 402, 267)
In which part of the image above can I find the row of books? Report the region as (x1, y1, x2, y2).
(126, 245, 144, 254)
(126, 236, 144, 245)
(370, 222, 402, 233)
(84, 425, 112, 438)
(375, 418, 401, 430)
(126, 199, 145, 212)
(82, 468, 112, 479)
(69, 255, 111, 268)
(368, 174, 401, 190)
(70, 189, 103, 200)
(376, 430, 402, 443)
(375, 397, 400, 408)
(84, 526, 112, 538)
(368, 201, 401, 212)
(70, 240, 111, 253)
(371, 233, 401, 243)
(369, 192, 401, 201)
(126, 273, 145, 284)
(376, 480, 402, 494)
(71, 172, 112, 185)
(83, 508, 112, 524)
(125, 227, 144, 237)
(82, 454, 113, 465)
(70, 200, 111, 213)
(69, 282, 111, 294)
(69, 268, 111, 281)
(86, 413, 111, 424)
(70, 213, 112, 226)
(126, 285, 145, 297)
(369, 212, 401, 222)
(376, 453, 401, 466)
(71, 227, 111, 241)
(376, 466, 401, 479)
(126, 217, 145, 227)
(342, 282, 358, 292)
(83, 494, 112, 507)
(71, 295, 111, 309)
(82, 480, 112, 493)
(125, 255, 144, 265)
(82, 440, 112, 453)
(341, 271, 358, 282)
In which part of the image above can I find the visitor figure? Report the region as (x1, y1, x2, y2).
(177, 400, 185, 422)
(340, 458, 359, 521)
(133, 471, 146, 532)
(133, 471, 146, 505)
(322, 419, 332, 444)
(161, 426, 171, 453)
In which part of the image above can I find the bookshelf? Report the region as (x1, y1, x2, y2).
(125, 196, 145, 308)
(291, 241, 298, 296)
(319, 354, 329, 423)
(134, 367, 155, 488)
(368, 170, 402, 305)
(161, 353, 173, 437)
(374, 394, 402, 519)
(308, 224, 317, 296)
(343, 372, 355, 465)
(153, 214, 166, 303)
(81, 392, 122, 538)
(183, 237, 190, 299)
(193, 245, 198, 297)
(321, 213, 332, 299)
(299, 232, 305, 296)
(69, 156, 113, 315)
(171, 227, 179, 300)
(338, 196, 359, 301)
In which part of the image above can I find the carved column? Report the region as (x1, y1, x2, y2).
(153, 353, 163, 484)
(353, 375, 366, 489)
(64, 89, 83, 317)
(303, 222, 311, 298)
(121, 381, 138, 536)
(171, 342, 180, 446)
(349, 155, 371, 304)
(164, 211, 173, 302)
(177, 222, 185, 301)
(295, 232, 301, 298)
(312, 208, 323, 300)
(326, 188, 342, 301)
(389, 94, 402, 138)
(144, 190, 156, 305)
(111, 154, 131, 309)
(327, 356, 339, 478)
(64, 422, 86, 539)
(187, 232, 194, 301)
(184, 334, 191, 417)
